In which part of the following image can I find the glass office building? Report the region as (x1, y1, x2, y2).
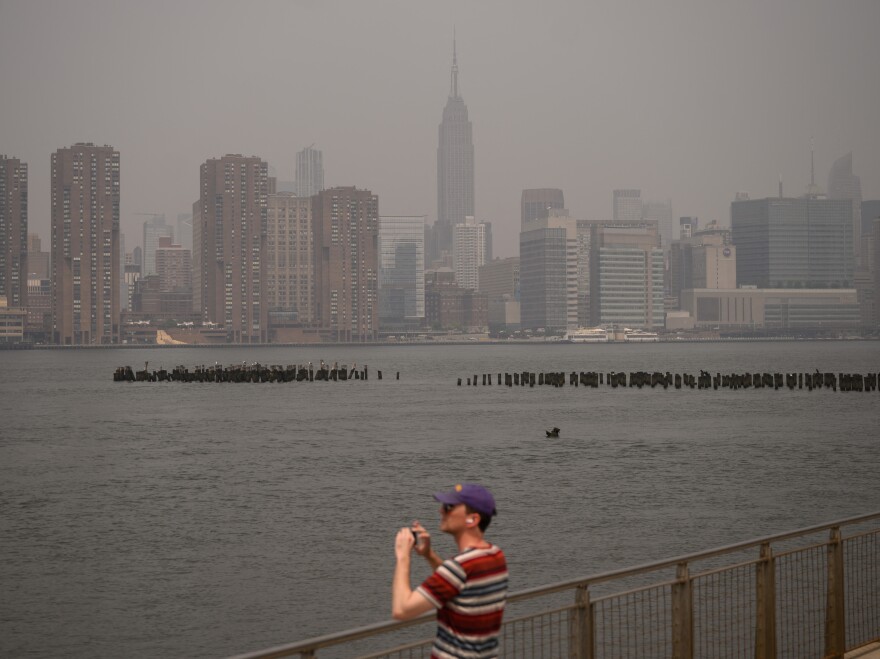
(731, 197, 854, 289)
(378, 215, 425, 328)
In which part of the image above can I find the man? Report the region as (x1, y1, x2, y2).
(392, 483, 508, 659)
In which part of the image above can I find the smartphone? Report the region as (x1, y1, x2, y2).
(411, 529, 419, 542)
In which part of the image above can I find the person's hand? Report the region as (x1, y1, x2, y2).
(411, 520, 432, 558)
(395, 527, 415, 561)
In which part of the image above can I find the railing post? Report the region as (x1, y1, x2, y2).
(672, 562, 693, 659)
(825, 526, 846, 658)
(755, 542, 777, 659)
(570, 584, 594, 659)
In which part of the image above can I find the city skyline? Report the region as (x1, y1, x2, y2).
(1, 1, 879, 260)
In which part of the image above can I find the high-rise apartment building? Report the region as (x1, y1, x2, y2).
(295, 145, 324, 199)
(731, 197, 854, 289)
(521, 189, 565, 225)
(28, 233, 49, 280)
(50, 143, 120, 344)
(0, 156, 28, 309)
(313, 186, 379, 342)
(266, 191, 314, 323)
(433, 39, 475, 267)
(452, 215, 488, 291)
(519, 210, 578, 332)
(195, 154, 269, 342)
(613, 189, 642, 222)
(155, 236, 192, 294)
(142, 214, 173, 276)
(378, 215, 425, 329)
(827, 152, 862, 262)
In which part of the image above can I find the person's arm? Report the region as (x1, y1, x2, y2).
(392, 527, 436, 620)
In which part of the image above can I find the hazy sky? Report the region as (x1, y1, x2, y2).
(2, 0, 878, 257)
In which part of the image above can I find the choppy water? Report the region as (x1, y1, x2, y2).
(1, 342, 879, 658)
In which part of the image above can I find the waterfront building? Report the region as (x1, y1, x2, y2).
(25, 278, 51, 341)
(731, 196, 854, 289)
(642, 199, 674, 249)
(680, 288, 860, 331)
(576, 218, 659, 326)
(432, 38, 475, 268)
(861, 200, 880, 273)
(521, 189, 565, 225)
(378, 215, 425, 330)
(313, 186, 379, 342)
(452, 215, 488, 291)
(0, 294, 26, 342)
(613, 189, 642, 222)
(142, 214, 173, 276)
(669, 228, 736, 308)
(875, 218, 880, 327)
(195, 154, 269, 342)
(51, 143, 120, 345)
(295, 145, 324, 199)
(593, 224, 664, 330)
(519, 210, 578, 332)
(266, 192, 314, 324)
(424, 269, 487, 331)
(0, 156, 28, 310)
(827, 152, 862, 262)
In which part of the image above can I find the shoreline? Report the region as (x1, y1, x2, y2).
(9, 335, 879, 349)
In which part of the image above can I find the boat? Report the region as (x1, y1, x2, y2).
(565, 327, 610, 343)
(623, 328, 660, 342)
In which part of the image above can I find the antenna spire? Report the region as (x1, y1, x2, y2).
(450, 29, 459, 98)
(810, 136, 815, 187)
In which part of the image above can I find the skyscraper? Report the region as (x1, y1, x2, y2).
(433, 38, 475, 267)
(827, 152, 862, 262)
(378, 215, 425, 328)
(642, 199, 674, 249)
(519, 210, 578, 332)
(295, 145, 324, 199)
(731, 196, 854, 289)
(142, 214, 173, 276)
(521, 189, 565, 226)
(0, 155, 28, 309)
(592, 224, 664, 330)
(51, 143, 120, 344)
(452, 215, 489, 291)
(613, 189, 642, 222)
(313, 186, 379, 342)
(266, 191, 314, 323)
(195, 154, 269, 342)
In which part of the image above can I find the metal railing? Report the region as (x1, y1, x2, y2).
(230, 512, 880, 659)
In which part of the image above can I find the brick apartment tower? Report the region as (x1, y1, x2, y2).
(0, 155, 28, 309)
(195, 154, 269, 342)
(266, 191, 314, 322)
(313, 187, 379, 341)
(51, 144, 120, 344)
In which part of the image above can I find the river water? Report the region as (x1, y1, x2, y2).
(1, 341, 878, 658)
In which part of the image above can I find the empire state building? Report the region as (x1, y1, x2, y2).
(432, 39, 474, 267)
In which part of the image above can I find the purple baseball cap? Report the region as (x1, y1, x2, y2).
(434, 483, 497, 517)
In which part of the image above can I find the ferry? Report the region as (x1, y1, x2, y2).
(565, 327, 610, 343)
(623, 328, 660, 342)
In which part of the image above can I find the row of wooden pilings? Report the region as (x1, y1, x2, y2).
(458, 370, 880, 392)
(113, 362, 399, 383)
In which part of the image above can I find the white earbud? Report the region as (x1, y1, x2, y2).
(467, 518, 475, 524)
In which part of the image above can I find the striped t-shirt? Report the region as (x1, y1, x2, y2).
(416, 545, 508, 659)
